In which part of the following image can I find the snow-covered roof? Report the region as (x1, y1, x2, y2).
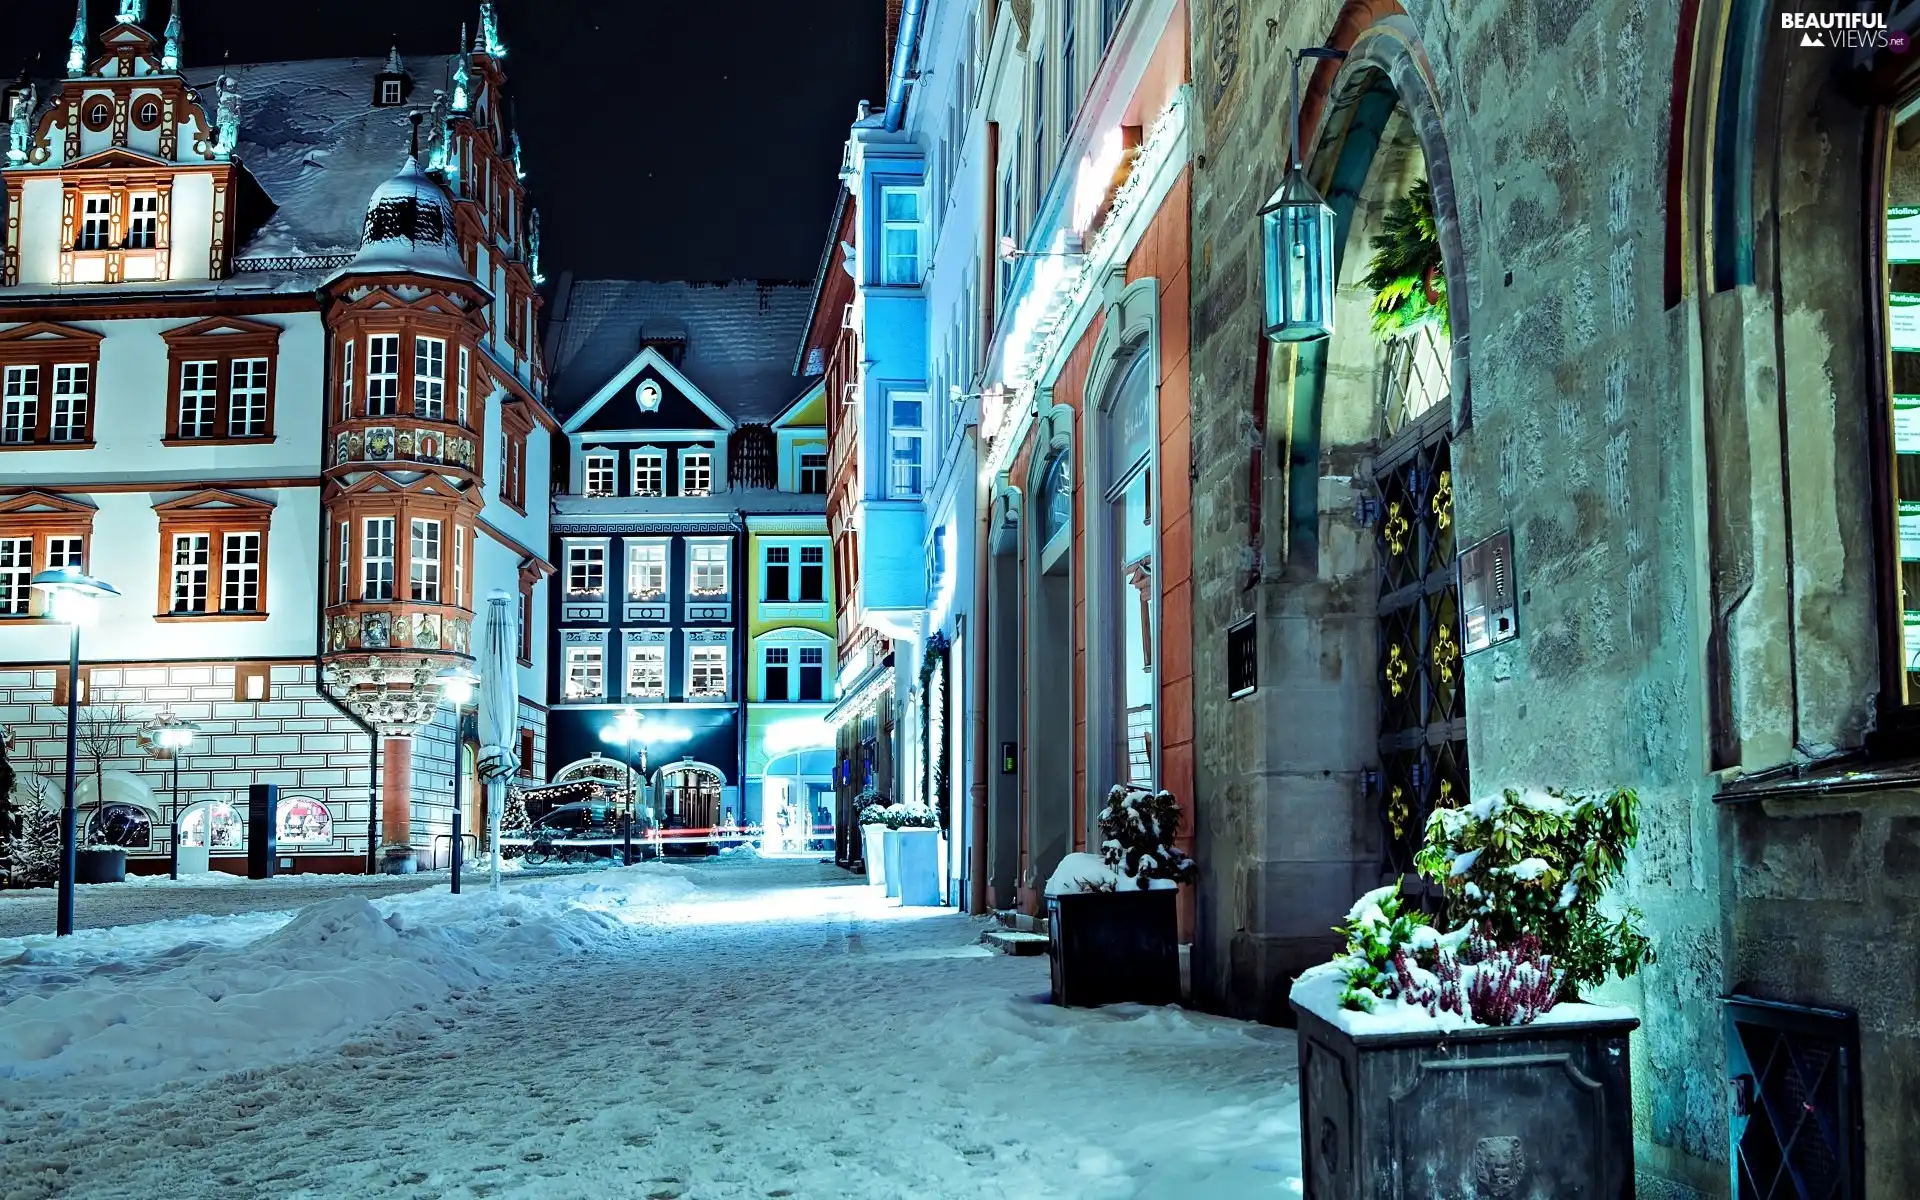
(546, 280, 818, 424)
(329, 155, 473, 288)
(184, 55, 455, 262)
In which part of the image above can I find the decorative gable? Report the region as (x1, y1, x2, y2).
(0, 491, 99, 519)
(152, 489, 277, 518)
(0, 322, 105, 349)
(563, 346, 735, 435)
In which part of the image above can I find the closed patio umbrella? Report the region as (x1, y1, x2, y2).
(476, 591, 520, 890)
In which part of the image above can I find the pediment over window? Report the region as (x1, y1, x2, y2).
(161, 316, 285, 344)
(66, 147, 170, 171)
(0, 322, 105, 349)
(329, 471, 472, 502)
(152, 489, 277, 517)
(0, 491, 98, 519)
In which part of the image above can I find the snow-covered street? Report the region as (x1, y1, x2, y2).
(1, 856, 1300, 1200)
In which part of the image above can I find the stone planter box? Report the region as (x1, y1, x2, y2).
(883, 830, 903, 899)
(1290, 971, 1638, 1200)
(76, 847, 127, 884)
(862, 825, 889, 889)
(1045, 887, 1180, 1008)
(892, 828, 941, 906)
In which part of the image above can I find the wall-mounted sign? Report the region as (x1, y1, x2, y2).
(1892, 206, 1920, 263)
(1891, 293, 1920, 351)
(1001, 742, 1017, 774)
(1905, 613, 1920, 672)
(1901, 501, 1920, 560)
(1897, 396, 1920, 454)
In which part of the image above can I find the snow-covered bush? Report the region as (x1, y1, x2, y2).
(856, 790, 887, 827)
(1331, 881, 1465, 1012)
(1464, 933, 1560, 1027)
(1098, 786, 1194, 890)
(1413, 786, 1652, 1001)
(882, 800, 938, 830)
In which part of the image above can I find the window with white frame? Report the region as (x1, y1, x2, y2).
(409, 518, 441, 603)
(1061, 0, 1078, 129)
(2, 366, 36, 444)
(799, 645, 826, 700)
(221, 532, 261, 612)
(46, 536, 82, 571)
(626, 644, 666, 699)
(633, 451, 665, 496)
(366, 334, 400, 416)
(689, 644, 728, 699)
(689, 542, 727, 595)
(177, 361, 216, 438)
(380, 78, 402, 106)
(337, 522, 350, 604)
(126, 194, 159, 249)
(453, 524, 465, 607)
(764, 646, 792, 701)
(0, 538, 31, 615)
(563, 644, 605, 700)
(567, 542, 606, 595)
(681, 450, 712, 496)
(79, 196, 111, 250)
(457, 346, 470, 425)
(169, 533, 212, 613)
(362, 516, 395, 601)
(764, 545, 791, 602)
(879, 186, 924, 286)
(889, 394, 926, 497)
(800, 545, 826, 602)
(1032, 56, 1047, 200)
(584, 453, 616, 497)
(627, 542, 666, 599)
(413, 336, 446, 420)
(340, 342, 355, 421)
(799, 450, 827, 494)
(228, 358, 269, 437)
(50, 365, 88, 443)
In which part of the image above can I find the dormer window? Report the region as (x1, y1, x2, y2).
(681, 451, 712, 497)
(380, 79, 403, 107)
(632, 451, 664, 497)
(584, 453, 616, 497)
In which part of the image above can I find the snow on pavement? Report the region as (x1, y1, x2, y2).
(0, 857, 1301, 1200)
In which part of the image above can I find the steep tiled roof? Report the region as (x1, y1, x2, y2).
(186, 56, 455, 261)
(545, 279, 818, 424)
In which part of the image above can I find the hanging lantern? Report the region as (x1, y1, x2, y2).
(1260, 47, 1348, 343)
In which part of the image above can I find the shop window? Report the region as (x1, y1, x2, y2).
(277, 797, 333, 844)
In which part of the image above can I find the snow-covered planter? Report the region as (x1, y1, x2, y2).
(856, 793, 888, 889)
(76, 846, 127, 885)
(890, 827, 942, 907)
(1043, 786, 1192, 1008)
(1289, 787, 1651, 1199)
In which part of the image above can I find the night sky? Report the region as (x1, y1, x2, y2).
(14, 0, 884, 283)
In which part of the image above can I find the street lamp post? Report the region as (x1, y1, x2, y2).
(601, 708, 645, 866)
(148, 711, 201, 881)
(438, 665, 478, 895)
(30, 567, 120, 937)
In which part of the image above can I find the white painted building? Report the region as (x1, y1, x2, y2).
(0, 2, 554, 875)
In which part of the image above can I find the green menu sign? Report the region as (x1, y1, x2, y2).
(1907, 613, 1920, 672)
(1893, 294, 1920, 351)
(1903, 501, 1920, 559)
(1893, 206, 1920, 263)
(1899, 396, 1920, 454)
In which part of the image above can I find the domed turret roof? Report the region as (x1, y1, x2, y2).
(332, 155, 476, 287)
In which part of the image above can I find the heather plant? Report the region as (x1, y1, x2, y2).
(1414, 787, 1653, 1001)
(1097, 786, 1195, 888)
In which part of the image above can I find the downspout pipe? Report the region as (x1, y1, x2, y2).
(882, 0, 927, 132)
(969, 473, 990, 914)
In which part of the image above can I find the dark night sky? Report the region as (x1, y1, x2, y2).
(16, 0, 884, 283)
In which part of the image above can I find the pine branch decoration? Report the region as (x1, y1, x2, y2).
(1361, 178, 1449, 340)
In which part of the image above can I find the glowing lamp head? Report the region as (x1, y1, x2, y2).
(437, 665, 477, 708)
(152, 716, 201, 751)
(29, 567, 119, 626)
(603, 708, 646, 745)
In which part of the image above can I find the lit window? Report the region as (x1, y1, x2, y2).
(765, 646, 791, 701)
(414, 336, 446, 420)
(126, 195, 159, 249)
(340, 343, 355, 421)
(799, 646, 825, 701)
(765, 545, 791, 602)
(221, 531, 261, 612)
(567, 543, 606, 595)
(2, 366, 38, 444)
(564, 645, 605, 700)
(689, 645, 728, 699)
(362, 517, 395, 601)
(584, 453, 616, 497)
(453, 525, 465, 608)
(380, 79, 402, 106)
(0, 538, 31, 615)
(50, 365, 88, 443)
(366, 334, 400, 416)
(228, 358, 269, 437)
(889, 395, 925, 498)
(337, 522, 350, 604)
(409, 518, 441, 603)
(690, 543, 727, 596)
(177, 361, 217, 438)
(626, 645, 666, 699)
(799, 451, 827, 494)
(457, 345, 470, 425)
(632, 452, 665, 496)
(79, 196, 111, 251)
(627, 542, 666, 599)
(169, 533, 211, 613)
(880, 186, 924, 286)
(681, 451, 712, 497)
(800, 545, 825, 602)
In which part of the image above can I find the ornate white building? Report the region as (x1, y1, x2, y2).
(0, 1, 554, 874)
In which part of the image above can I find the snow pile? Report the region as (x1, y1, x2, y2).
(0, 867, 691, 1092)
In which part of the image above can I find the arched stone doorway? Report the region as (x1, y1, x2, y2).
(1024, 408, 1076, 900)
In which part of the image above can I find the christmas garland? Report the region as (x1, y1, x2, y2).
(1362, 178, 1449, 340)
(919, 633, 951, 833)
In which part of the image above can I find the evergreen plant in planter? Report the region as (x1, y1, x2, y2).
(1290, 787, 1654, 1200)
(856, 792, 888, 890)
(1045, 786, 1193, 1008)
(884, 802, 941, 907)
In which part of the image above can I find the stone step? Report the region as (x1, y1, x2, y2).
(981, 929, 1050, 956)
(991, 908, 1050, 937)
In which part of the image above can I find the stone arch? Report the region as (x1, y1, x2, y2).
(1022, 402, 1077, 896)
(550, 754, 626, 788)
